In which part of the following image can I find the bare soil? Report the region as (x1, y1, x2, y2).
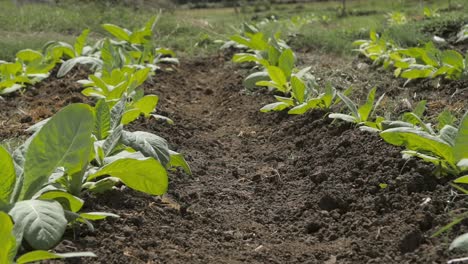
(2, 54, 468, 263)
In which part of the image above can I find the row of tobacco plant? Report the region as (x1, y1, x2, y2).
(228, 21, 468, 251)
(0, 16, 190, 263)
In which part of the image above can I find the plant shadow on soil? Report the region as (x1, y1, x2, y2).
(2, 55, 468, 263)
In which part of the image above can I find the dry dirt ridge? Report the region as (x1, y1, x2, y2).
(2, 55, 468, 264)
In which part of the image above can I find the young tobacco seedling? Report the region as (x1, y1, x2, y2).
(259, 68, 339, 115)
(329, 87, 385, 131)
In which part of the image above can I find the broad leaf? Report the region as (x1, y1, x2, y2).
(266, 66, 288, 92)
(121, 130, 170, 166)
(88, 158, 168, 195)
(21, 104, 94, 200)
(9, 200, 67, 250)
(380, 127, 454, 165)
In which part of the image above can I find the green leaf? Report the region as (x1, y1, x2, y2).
(278, 49, 295, 77)
(454, 112, 468, 163)
(412, 100, 427, 118)
(450, 233, 468, 251)
(79, 212, 119, 221)
(17, 251, 96, 264)
(288, 102, 312, 115)
(84, 177, 120, 193)
(102, 125, 123, 157)
(57, 57, 102, 78)
(336, 92, 359, 120)
(233, 53, 269, 67)
(134, 95, 158, 117)
(243, 71, 270, 90)
(437, 109, 456, 130)
(121, 131, 170, 166)
(266, 66, 288, 92)
(102, 24, 131, 42)
(38, 191, 84, 213)
(121, 109, 141, 125)
(380, 127, 454, 165)
(442, 50, 464, 69)
(329, 113, 358, 123)
(439, 125, 458, 146)
(9, 200, 67, 250)
(0, 211, 16, 264)
(74, 29, 90, 56)
(260, 102, 291, 112)
(0, 146, 15, 205)
(94, 99, 111, 140)
(168, 150, 191, 175)
(89, 158, 168, 195)
(16, 49, 43, 62)
(358, 87, 377, 122)
(21, 104, 95, 200)
(432, 217, 464, 237)
(268, 46, 280, 66)
(290, 75, 306, 104)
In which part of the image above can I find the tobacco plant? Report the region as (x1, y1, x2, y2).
(0, 212, 95, 263)
(329, 87, 385, 131)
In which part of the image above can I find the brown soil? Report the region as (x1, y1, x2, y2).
(2, 55, 468, 263)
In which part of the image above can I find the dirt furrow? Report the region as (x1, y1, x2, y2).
(44, 57, 468, 263)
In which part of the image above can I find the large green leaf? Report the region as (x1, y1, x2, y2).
(0, 211, 16, 263)
(17, 251, 96, 264)
(9, 200, 67, 250)
(21, 104, 95, 200)
(88, 158, 168, 195)
(380, 127, 454, 165)
(121, 131, 170, 166)
(0, 146, 15, 205)
(454, 112, 468, 163)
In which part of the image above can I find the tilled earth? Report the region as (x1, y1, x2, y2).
(2, 55, 468, 263)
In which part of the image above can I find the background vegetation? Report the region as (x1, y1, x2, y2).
(0, 0, 466, 60)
